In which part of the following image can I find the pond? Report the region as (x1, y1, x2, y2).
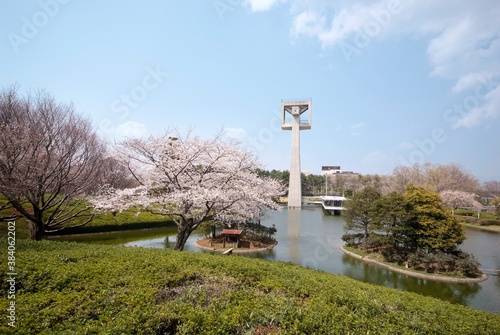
(52, 206, 500, 314)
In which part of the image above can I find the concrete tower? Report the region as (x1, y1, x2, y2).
(281, 99, 311, 208)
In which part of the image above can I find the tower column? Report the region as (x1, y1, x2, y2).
(281, 99, 311, 209)
(288, 111, 302, 207)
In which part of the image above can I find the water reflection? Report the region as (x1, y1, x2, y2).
(287, 208, 301, 264)
(341, 253, 481, 305)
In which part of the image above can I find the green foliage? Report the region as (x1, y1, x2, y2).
(453, 208, 498, 220)
(404, 185, 465, 253)
(255, 169, 289, 188)
(491, 197, 500, 217)
(405, 249, 481, 277)
(343, 187, 382, 243)
(1, 239, 499, 334)
(55, 208, 175, 235)
(455, 215, 500, 226)
(197, 221, 220, 238)
(301, 173, 325, 196)
(0, 194, 176, 239)
(344, 185, 479, 277)
(371, 192, 410, 249)
(478, 219, 500, 226)
(242, 221, 277, 238)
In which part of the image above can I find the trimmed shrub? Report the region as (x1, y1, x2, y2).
(478, 219, 500, 226)
(458, 216, 479, 224)
(1, 239, 499, 334)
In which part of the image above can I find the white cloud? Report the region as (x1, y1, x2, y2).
(224, 127, 248, 141)
(288, 0, 500, 128)
(244, 0, 285, 12)
(113, 121, 148, 139)
(291, 1, 407, 48)
(452, 85, 500, 128)
(361, 150, 387, 164)
(291, 11, 325, 39)
(352, 122, 365, 128)
(452, 72, 491, 93)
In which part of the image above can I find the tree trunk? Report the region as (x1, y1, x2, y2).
(27, 220, 44, 240)
(174, 226, 193, 251)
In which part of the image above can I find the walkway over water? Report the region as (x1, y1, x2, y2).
(302, 196, 347, 214)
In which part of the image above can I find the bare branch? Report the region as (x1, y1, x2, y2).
(0, 85, 108, 239)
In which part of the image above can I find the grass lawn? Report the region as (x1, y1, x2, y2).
(1, 239, 499, 334)
(459, 221, 500, 232)
(0, 204, 175, 239)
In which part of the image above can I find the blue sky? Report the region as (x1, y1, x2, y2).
(2, 0, 500, 181)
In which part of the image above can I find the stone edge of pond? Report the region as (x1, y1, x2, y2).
(340, 245, 489, 284)
(194, 239, 278, 254)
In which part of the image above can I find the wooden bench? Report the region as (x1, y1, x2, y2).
(222, 248, 233, 255)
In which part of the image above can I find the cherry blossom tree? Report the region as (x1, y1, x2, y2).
(440, 190, 481, 215)
(91, 131, 286, 251)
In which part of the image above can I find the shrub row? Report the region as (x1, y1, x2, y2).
(1, 239, 499, 334)
(382, 248, 481, 277)
(454, 215, 500, 226)
(0, 208, 176, 239)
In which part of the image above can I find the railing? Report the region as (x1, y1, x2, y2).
(282, 118, 310, 124)
(281, 98, 312, 103)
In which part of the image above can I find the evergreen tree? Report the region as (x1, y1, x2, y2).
(343, 187, 382, 244)
(370, 192, 410, 250)
(404, 185, 465, 253)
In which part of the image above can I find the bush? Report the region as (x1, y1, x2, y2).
(457, 216, 479, 224)
(407, 249, 428, 270)
(455, 255, 481, 277)
(381, 248, 406, 265)
(403, 249, 481, 276)
(363, 238, 381, 251)
(341, 233, 364, 246)
(478, 219, 500, 226)
(436, 254, 455, 272)
(453, 214, 500, 226)
(1, 239, 499, 334)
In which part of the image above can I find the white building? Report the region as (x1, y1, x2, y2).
(321, 166, 358, 176)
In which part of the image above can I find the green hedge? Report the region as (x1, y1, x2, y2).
(453, 215, 500, 226)
(454, 209, 498, 220)
(1, 239, 499, 334)
(52, 210, 176, 235)
(0, 208, 176, 239)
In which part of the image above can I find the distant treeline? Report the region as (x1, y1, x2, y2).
(256, 163, 500, 202)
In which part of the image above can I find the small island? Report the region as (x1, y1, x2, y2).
(342, 185, 487, 282)
(195, 223, 278, 254)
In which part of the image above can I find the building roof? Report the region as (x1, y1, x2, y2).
(221, 229, 243, 235)
(321, 196, 347, 201)
(322, 166, 341, 170)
